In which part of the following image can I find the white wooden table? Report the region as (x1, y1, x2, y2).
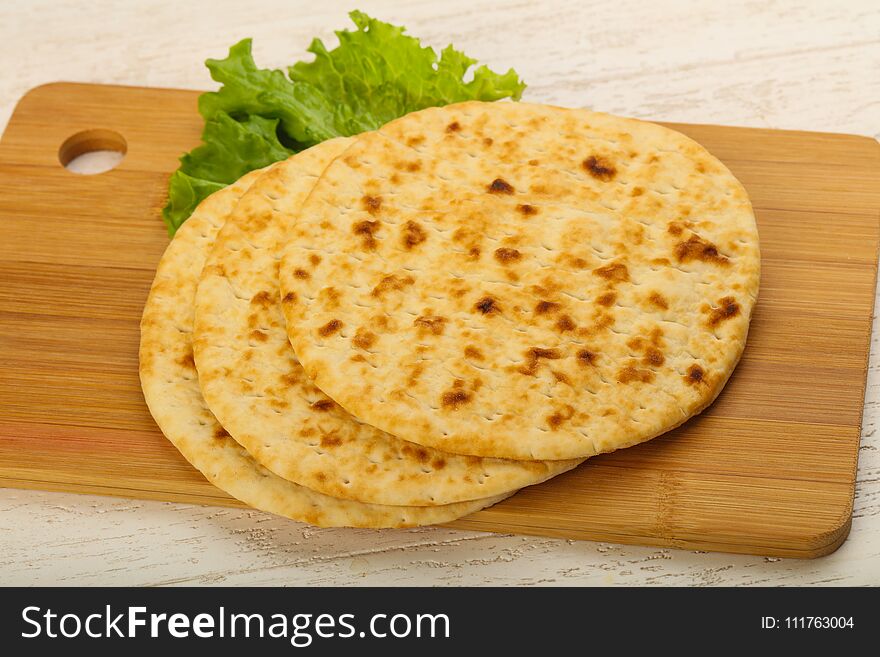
(1, 0, 878, 586)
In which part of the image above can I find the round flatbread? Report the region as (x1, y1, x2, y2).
(193, 138, 580, 506)
(278, 102, 760, 460)
(139, 165, 509, 527)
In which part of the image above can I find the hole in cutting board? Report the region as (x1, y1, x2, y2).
(58, 129, 127, 175)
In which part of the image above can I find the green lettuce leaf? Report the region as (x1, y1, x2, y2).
(163, 10, 526, 234)
(162, 112, 293, 233)
(287, 10, 526, 135)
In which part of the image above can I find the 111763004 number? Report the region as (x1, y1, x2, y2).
(762, 617, 855, 630)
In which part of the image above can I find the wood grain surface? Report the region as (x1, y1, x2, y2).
(0, 0, 878, 585)
(3, 81, 878, 558)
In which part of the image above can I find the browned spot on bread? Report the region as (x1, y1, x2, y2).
(353, 220, 380, 249)
(569, 256, 589, 269)
(618, 364, 655, 384)
(407, 364, 424, 387)
(626, 224, 646, 245)
(643, 347, 665, 367)
(280, 372, 299, 387)
(320, 433, 343, 448)
(594, 313, 615, 331)
(627, 329, 666, 367)
(675, 235, 730, 266)
(352, 327, 377, 350)
(405, 161, 421, 172)
(293, 268, 310, 279)
(631, 186, 644, 197)
(597, 291, 617, 307)
(203, 263, 226, 278)
(516, 204, 537, 216)
(528, 159, 539, 166)
(583, 155, 617, 181)
(547, 404, 575, 429)
(249, 329, 268, 342)
(649, 327, 664, 345)
(577, 349, 597, 366)
(519, 347, 562, 376)
(309, 254, 322, 266)
(318, 319, 343, 337)
(488, 178, 514, 194)
(537, 285, 566, 304)
(706, 296, 740, 327)
(494, 247, 522, 264)
(319, 286, 341, 310)
(213, 425, 230, 440)
(350, 354, 366, 363)
(555, 314, 576, 332)
(468, 247, 481, 259)
(401, 221, 427, 249)
(269, 398, 290, 410)
(311, 399, 335, 412)
(176, 349, 195, 370)
(667, 222, 685, 236)
(474, 296, 500, 315)
(371, 274, 415, 297)
(626, 336, 646, 351)
(402, 444, 431, 463)
(431, 458, 447, 470)
(464, 346, 484, 360)
(282, 291, 297, 305)
(535, 300, 561, 315)
(685, 364, 706, 385)
(648, 291, 669, 309)
(593, 262, 630, 283)
(441, 383, 473, 410)
(362, 195, 382, 215)
(446, 121, 461, 132)
(406, 135, 425, 147)
(250, 291, 273, 307)
(483, 137, 494, 147)
(414, 315, 446, 335)
(552, 370, 571, 385)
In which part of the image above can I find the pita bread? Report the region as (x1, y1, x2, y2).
(193, 138, 581, 506)
(278, 102, 759, 460)
(139, 165, 509, 527)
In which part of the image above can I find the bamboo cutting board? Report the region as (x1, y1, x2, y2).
(1, 83, 878, 558)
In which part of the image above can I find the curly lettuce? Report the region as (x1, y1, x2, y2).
(162, 10, 525, 234)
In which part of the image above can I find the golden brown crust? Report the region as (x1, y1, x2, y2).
(139, 164, 509, 528)
(192, 138, 581, 506)
(278, 102, 760, 460)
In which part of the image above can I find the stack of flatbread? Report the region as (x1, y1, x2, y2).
(140, 101, 759, 528)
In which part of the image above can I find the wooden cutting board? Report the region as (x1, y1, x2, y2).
(1, 83, 878, 558)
